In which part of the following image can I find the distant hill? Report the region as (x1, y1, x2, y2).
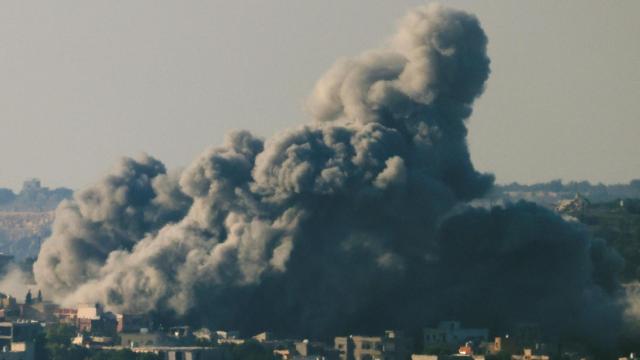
(485, 180, 640, 282)
(556, 198, 640, 282)
(1, 178, 639, 263)
(0, 178, 72, 212)
(0, 211, 54, 259)
(0, 179, 72, 260)
(486, 179, 640, 208)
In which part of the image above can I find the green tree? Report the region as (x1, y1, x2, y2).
(25, 289, 32, 305)
(45, 323, 76, 346)
(44, 323, 88, 360)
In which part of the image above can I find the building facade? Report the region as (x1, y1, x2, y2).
(335, 330, 410, 360)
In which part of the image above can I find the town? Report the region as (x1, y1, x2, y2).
(0, 291, 633, 360)
(1, 183, 640, 360)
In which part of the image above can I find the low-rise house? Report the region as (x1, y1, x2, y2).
(0, 341, 35, 360)
(71, 334, 114, 348)
(53, 308, 76, 325)
(335, 330, 410, 360)
(295, 339, 339, 360)
(116, 313, 149, 333)
(0, 321, 41, 360)
(75, 303, 117, 336)
(0, 321, 41, 350)
(512, 349, 549, 360)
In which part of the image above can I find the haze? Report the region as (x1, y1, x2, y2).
(1, 0, 638, 191)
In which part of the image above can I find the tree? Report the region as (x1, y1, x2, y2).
(37, 289, 43, 303)
(25, 289, 32, 305)
(40, 324, 162, 360)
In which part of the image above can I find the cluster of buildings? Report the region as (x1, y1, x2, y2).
(414, 321, 552, 360)
(0, 292, 630, 360)
(0, 320, 41, 360)
(333, 330, 411, 360)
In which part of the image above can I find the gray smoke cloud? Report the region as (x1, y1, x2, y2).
(31, 3, 627, 348)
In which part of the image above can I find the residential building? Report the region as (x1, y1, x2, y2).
(0, 341, 35, 360)
(0, 321, 41, 349)
(381, 330, 411, 360)
(53, 308, 77, 325)
(423, 321, 488, 348)
(75, 305, 117, 335)
(512, 349, 549, 360)
(335, 330, 410, 360)
(116, 313, 149, 333)
(76, 303, 103, 320)
(0, 321, 41, 360)
(335, 335, 381, 360)
(489, 324, 553, 356)
(295, 339, 339, 360)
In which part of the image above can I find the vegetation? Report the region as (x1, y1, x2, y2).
(578, 199, 640, 281)
(38, 324, 161, 360)
(36, 324, 277, 360)
(494, 179, 640, 203)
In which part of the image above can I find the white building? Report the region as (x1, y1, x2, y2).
(76, 303, 103, 320)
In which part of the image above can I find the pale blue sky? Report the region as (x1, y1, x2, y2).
(1, 1, 639, 191)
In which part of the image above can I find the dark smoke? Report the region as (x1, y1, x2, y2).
(31, 3, 628, 348)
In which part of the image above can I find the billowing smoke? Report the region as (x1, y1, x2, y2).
(32, 3, 626, 347)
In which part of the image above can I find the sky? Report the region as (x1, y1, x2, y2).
(0, 1, 638, 191)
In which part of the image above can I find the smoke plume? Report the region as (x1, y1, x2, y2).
(32, 3, 626, 346)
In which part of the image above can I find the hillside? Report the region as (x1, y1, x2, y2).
(557, 198, 640, 281)
(0, 179, 71, 260)
(0, 178, 72, 212)
(0, 211, 54, 259)
(488, 179, 640, 208)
